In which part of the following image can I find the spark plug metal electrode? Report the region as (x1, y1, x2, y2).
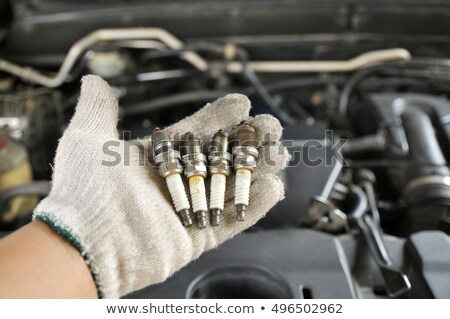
(233, 124, 259, 221)
(208, 130, 232, 226)
(182, 132, 208, 228)
(152, 128, 192, 227)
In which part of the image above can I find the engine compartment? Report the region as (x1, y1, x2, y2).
(1, 0, 450, 298)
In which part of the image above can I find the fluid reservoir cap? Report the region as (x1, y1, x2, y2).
(87, 51, 128, 78)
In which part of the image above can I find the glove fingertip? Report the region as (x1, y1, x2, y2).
(248, 114, 283, 142)
(80, 75, 117, 100)
(69, 75, 119, 136)
(219, 93, 252, 114)
(243, 174, 285, 224)
(255, 143, 291, 176)
(199, 93, 252, 128)
(255, 173, 285, 203)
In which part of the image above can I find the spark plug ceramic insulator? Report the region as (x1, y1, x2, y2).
(152, 128, 192, 227)
(208, 130, 232, 226)
(182, 132, 208, 229)
(233, 124, 259, 221)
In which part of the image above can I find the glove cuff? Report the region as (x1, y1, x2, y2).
(33, 212, 105, 298)
(33, 213, 105, 299)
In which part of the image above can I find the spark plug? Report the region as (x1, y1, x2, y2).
(152, 128, 192, 227)
(233, 124, 259, 221)
(182, 132, 208, 229)
(208, 130, 232, 226)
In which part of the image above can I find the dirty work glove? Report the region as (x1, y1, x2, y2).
(33, 75, 289, 298)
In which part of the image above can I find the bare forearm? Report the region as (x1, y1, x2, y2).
(0, 221, 97, 298)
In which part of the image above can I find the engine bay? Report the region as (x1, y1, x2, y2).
(1, 0, 450, 298)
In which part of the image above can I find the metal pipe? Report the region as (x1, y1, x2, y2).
(347, 185, 411, 297)
(401, 110, 450, 178)
(225, 48, 411, 73)
(342, 132, 387, 156)
(0, 28, 209, 87)
(0, 181, 50, 209)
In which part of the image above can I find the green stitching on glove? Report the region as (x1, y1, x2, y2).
(34, 214, 104, 298)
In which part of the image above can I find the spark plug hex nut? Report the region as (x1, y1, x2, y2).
(232, 146, 259, 170)
(209, 129, 232, 174)
(183, 153, 208, 178)
(153, 151, 183, 178)
(208, 153, 232, 175)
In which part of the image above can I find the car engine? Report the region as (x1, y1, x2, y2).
(0, 0, 450, 299)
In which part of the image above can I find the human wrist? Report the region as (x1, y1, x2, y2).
(32, 220, 98, 298)
(33, 204, 106, 298)
(0, 221, 98, 298)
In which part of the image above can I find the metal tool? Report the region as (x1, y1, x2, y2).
(348, 185, 411, 298)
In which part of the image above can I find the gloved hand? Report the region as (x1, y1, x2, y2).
(33, 75, 289, 298)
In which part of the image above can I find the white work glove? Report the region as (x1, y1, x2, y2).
(33, 75, 289, 298)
